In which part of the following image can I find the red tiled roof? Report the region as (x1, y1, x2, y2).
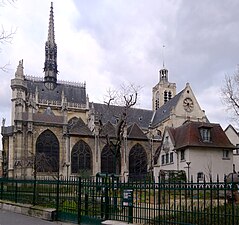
(168, 121, 235, 150)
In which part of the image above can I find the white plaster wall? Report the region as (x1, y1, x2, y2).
(225, 126, 239, 171)
(183, 148, 233, 182)
(233, 155, 239, 172)
(225, 126, 239, 145)
(154, 147, 233, 182)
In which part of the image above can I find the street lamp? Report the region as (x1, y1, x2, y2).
(186, 161, 191, 181)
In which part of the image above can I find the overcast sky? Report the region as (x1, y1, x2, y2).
(1, 0, 239, 133)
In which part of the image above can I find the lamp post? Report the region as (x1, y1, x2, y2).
(186, 161, 191, 181)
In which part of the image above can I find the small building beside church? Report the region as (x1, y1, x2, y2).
(155, 121, 235, 182)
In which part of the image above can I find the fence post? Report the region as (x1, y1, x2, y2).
(85, 193, 89, 216)
(77, 177, 82, 224)
(14, 180, 18, 203)
(105, 186, 109, 220)
(0, 179, 3, 199)
(101, 188, 104, 219)
(33, 176, 37, 205)
(128, 204, 133, 223)
(56, 175, 60, 221)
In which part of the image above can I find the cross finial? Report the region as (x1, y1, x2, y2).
(162, 45, 166, 68)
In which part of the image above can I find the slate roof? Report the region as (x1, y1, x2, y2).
(151, 90, 184, 127)
(21, 111, 64, 124)
(167, 121, 235, 150)
(127, 123, 148, 140)
(25, 79, 86, 104)
(91, 85, 211, 131)
(33, 113, 64, 124)
(22, 107, 64, 124)
(98, 121, 148, 140)
(68, 117, 93, 136)
(100, 121, 116, 138)
(92, 103, 154, 130)
(1, 126, 14, 136)
(91, 89, 186, 131)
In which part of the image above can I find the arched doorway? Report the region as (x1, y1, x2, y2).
(129, 143, 147, 180)
(35, 129, 59, 173)
(101, 144, 121, 175)
(71, 140, 92, 176)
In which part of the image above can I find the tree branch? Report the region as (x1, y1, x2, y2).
(221, 70, 239, 121)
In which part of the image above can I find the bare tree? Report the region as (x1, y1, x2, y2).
(204, 161, 212, 181)
(0, 0, 16, 6)
(221, 67, 239, 123)
(0, 0, 17, 72)
(100, 83, 141, 175)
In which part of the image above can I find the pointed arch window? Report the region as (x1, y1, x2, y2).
(129, 143, 147, 180)
(101, 144, 121, 174)
(71, 140, 92, 175)
(35, 129, 59, 173)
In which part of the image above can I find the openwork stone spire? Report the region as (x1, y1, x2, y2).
(44, 2, 58, 90)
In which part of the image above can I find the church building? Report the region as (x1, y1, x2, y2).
(1, 2, 208, 180)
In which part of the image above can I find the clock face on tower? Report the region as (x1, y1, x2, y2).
(183, 97, 194, 112)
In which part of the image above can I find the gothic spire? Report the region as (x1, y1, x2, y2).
(44, 2, 58, 90)
(48, 2, 55, 44)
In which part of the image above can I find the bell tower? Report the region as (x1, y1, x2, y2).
(152, 65, 176, 111)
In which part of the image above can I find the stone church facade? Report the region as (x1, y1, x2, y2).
(1, 3, 207, 180)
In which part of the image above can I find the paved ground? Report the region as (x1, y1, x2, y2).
(0, 209, 76, 225)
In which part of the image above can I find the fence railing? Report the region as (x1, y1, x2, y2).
(0, 176, 239, 225)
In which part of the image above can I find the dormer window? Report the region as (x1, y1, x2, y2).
(200, 128, 211, 142)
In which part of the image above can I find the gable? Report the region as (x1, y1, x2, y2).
(127, 123, 148, 140)
(100, 121, 116, 138)
(174, 83, 205, 121)
(68, 117, 92, 136)
(225, 124, 239, 146)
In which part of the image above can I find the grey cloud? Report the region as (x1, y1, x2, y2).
(1, 0, 239, 129)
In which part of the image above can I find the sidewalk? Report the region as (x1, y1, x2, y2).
(0, 209, 76, 225)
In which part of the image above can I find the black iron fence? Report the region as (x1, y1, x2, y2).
(0, 175, 239, 225)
